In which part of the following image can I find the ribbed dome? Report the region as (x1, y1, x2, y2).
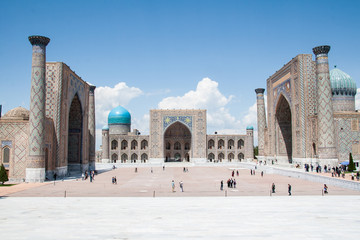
(2, 107, 29, 120)
(108, 106, 131, 125)
(246, 126, 254, 130)
(102, 125, 109, 131)
(330, 67, 357, 96)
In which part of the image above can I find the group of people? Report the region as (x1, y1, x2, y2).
(271, 183, 292, 196)
(82, 170, 96, 182)
(171, 180, 184, 192)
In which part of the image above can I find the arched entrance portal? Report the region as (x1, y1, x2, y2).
(68, 94, 83, 172)
(164, 121, 191, 162)
(275, 95, 292, 163)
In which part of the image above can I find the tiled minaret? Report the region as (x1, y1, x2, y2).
(102, 126, 110, 162)
(312, 45, 337, 161)
(27, 35, 50, 182)
(88, 85, 96, 170)
(244, 126, 254, 161)
(255, 88, 266, 159)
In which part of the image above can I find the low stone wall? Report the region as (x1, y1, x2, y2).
(238, 162, 360, 191)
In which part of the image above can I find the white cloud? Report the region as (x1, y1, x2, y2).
(356, 88, 360, 110)
(132, 114, 150, 135)
(158, 78, 242, 133)
(95, 82, 143, 128)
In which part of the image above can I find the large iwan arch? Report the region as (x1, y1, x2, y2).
(67, 93, 83, 172)
(163, 121, 191, 162)
(275, 94, 292, 163)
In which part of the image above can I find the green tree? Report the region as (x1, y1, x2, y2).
(0, 164, 8, 184)
(254, 146, 258, 159)
(348, 153, 356, 172)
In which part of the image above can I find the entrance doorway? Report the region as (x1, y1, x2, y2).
(275, 95, 292, 163)
(164, 121, 191, 162)
(68, 94, 83, 172)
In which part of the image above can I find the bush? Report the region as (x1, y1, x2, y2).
(0, 164, 8, 184)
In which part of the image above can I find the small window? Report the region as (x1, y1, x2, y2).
(3, 147, 10, 163)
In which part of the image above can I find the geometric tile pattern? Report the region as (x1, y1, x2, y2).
(28, 44, 47, 163)
(0, 122, 29, 179)
(335, 117, 360, 161)
(313, 48, 337, 159)
(163, 116, 192, 131)
(255, 89, 266, 156)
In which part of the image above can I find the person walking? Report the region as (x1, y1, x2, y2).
(288, 184, 292, 196)
(272, 183, 276, 193)
(233, 179, 237, 188)
(171, 180, 175, 192)
(220, 180, 223, 191)
(324, 184, 328, 194)
(179, 181, 184, 192)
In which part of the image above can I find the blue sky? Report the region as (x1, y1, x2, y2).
(1, 0, 360, 150)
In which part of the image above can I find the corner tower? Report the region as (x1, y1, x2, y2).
(255, 88, 267, 160)
(27, 35, 50, 182)
(312, 45, 337, 162)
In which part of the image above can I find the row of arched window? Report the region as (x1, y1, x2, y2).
(208, 153, 244, 161)
(208, 139, 244, 150)
(165, 142, 190, 150)
(111, 139, 148, 150)
(111, 153, 148, 163)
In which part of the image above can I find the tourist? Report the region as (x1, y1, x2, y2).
(151, 167, 153, 173)
(81, 173, 85, 181)
(272, 183, 276, 193)
(112, 177, 114, 184)
(261, 171, 264, 177)
(232, 171, 234, 177)
(220, 180, 223, 191)
(179, 181, 184, 192)
(233, 179, 237, 188)
(288, 184, 292, 196)
(53, 172, 57, 181)
(163, 165, 165, 171)
(357, 172, 359, 181)
(171, 180, 175, 192)
(135, 167, 137, 173)
(114, 176, 117, 184)
(236, 170, 239, 176)
(324, 184, 328, 194)
(311, 164, 314, 172)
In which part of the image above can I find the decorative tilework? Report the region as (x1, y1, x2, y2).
(163, 116, 192, 131)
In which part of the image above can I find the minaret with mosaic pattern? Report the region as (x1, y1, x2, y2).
(255, 88, 267, 159)
(88, 85, 96, 169)
(26, 35, 50, 182)
(312, 45, 337, 161)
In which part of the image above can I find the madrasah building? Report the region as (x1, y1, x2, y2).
(100, 108, 254, 164)
(256, 45, 360, 167)
(0, 36, 96, 182)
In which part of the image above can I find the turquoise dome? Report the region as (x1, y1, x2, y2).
(330, 67, 357, 96)
(102, 125, 109, 131)
(108, 106, 131, 125)
(246, 126, 254, 130)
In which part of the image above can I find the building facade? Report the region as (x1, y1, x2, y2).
(256, 45, 360, 167)
(101, 108, 254, 163)
(0, 36, 96, 182)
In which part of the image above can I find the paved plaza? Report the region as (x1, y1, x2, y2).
(2, 165, 360, 197)
(1, 165, 360, 239)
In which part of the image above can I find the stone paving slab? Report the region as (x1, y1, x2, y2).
(1, 196, 360, 239)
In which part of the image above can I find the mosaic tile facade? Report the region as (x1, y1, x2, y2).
(258, 46, 360, 166)
(101, 109, 253, 163)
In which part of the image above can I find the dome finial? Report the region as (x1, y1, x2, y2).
(334, 65, 337, 68)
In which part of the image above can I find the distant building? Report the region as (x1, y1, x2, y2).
(256, 45, 360, 166)
(100, 108, 254, 163)
(0, 36, 96, 182)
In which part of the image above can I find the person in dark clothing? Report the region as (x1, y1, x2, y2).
(288, 184, 292, 196)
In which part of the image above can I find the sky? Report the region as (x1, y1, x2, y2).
(1, 0, 360, 150)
